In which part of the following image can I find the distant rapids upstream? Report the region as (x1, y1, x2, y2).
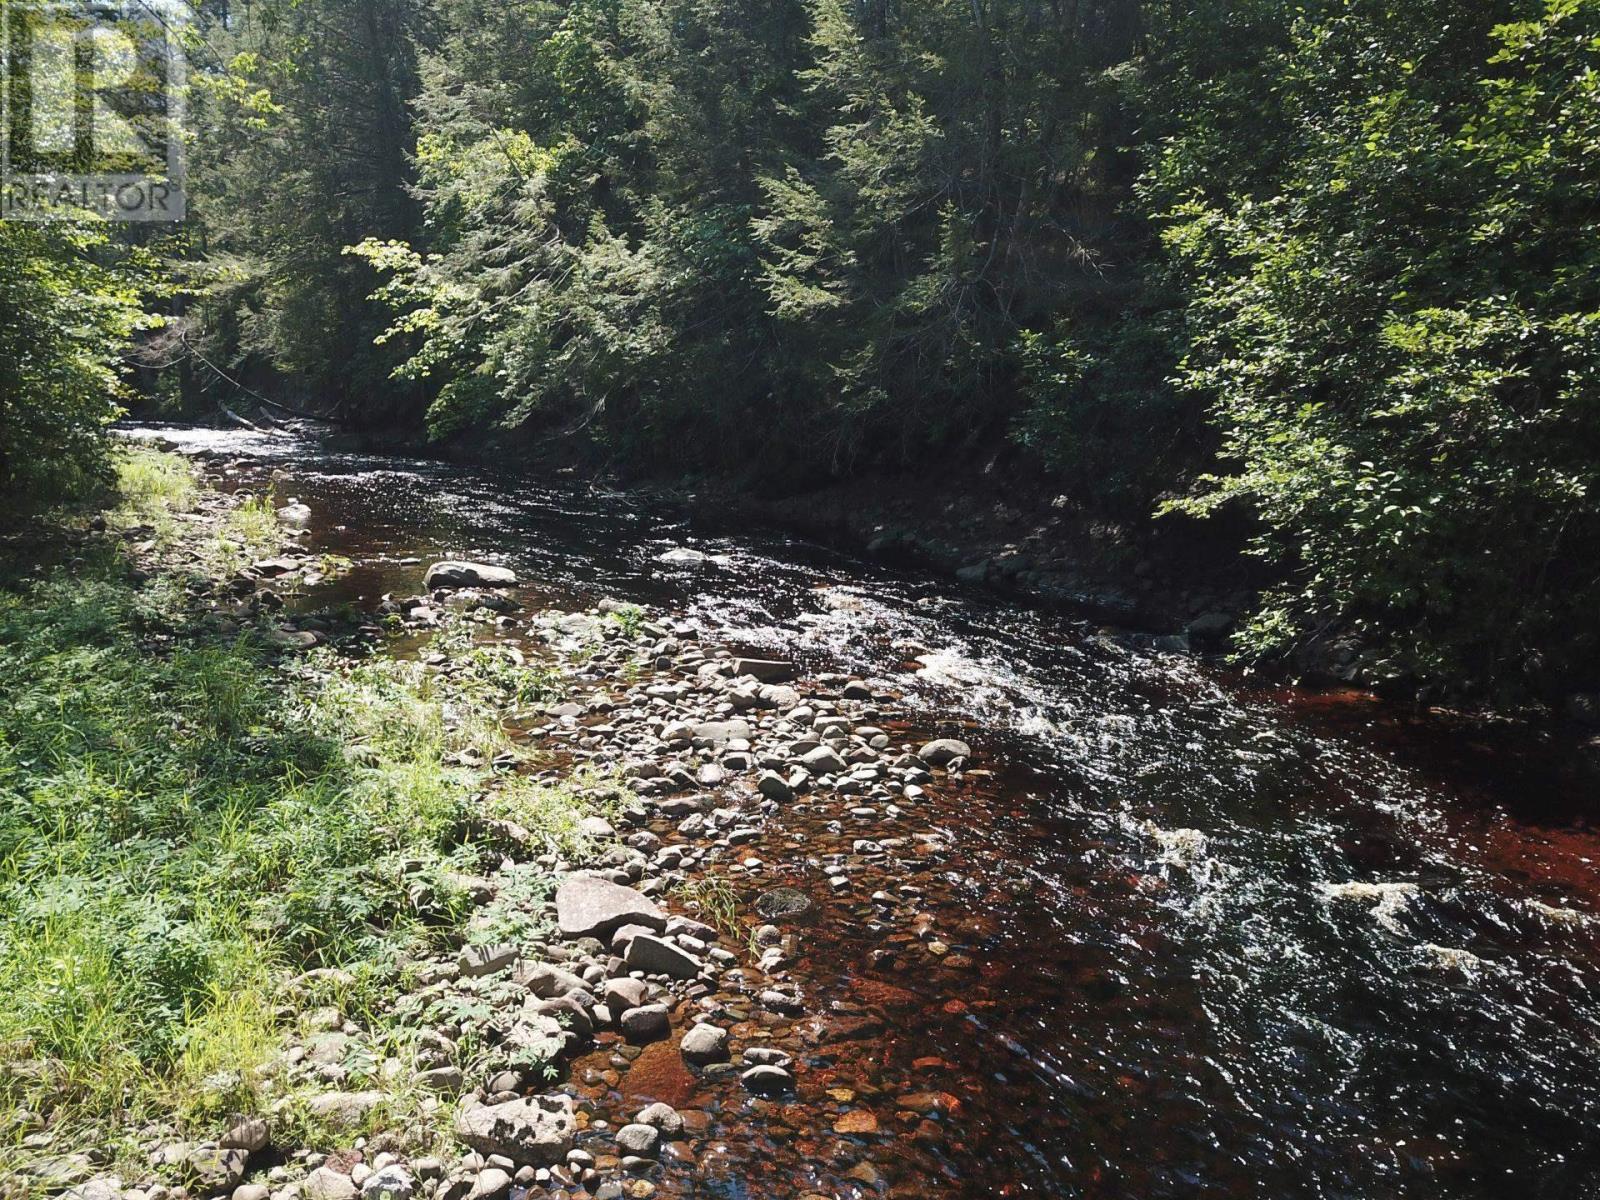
(126, 424, 1600, 1199)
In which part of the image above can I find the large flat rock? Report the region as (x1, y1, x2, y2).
(555, 876, 666, 940)
(623, 933, 702, 980)
(453, 1095, 575, 1164)
(424, 561, 518, 589)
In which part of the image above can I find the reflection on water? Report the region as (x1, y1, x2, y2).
(124, 424, 1600, 1198)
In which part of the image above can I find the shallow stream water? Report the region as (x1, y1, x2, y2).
(127, 425, 1600, 1199)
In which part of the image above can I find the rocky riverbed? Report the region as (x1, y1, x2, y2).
(68, 425, 1600, 1200)
(41, 474, 998, 1200)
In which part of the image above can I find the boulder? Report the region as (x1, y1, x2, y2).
(303, 1168, 358, 1200)
(609, 922, 656, 955)
(516, 961, 588, 998)
(619, 1003, 671, 1043)
(457, 943, 517, 978)
(604, 977, 649, 1012)
(424, 561, 518, 590)
(184, 1146, 249, 1196)
(800, 746, 847, 775)
(679, 1023, 729, 1065)
(555, 877, 666, 940)
(307, 1091, 387, 1130)
(416, 1065, 464, 1094)
(220, 1116, 268, 1154)
(615, 1124, 660, 1157)
(624, 934, 702, 981)
(453, 1095, 576, 1165)
(691, 719, 752, 745)
(917, 739, 971, 767)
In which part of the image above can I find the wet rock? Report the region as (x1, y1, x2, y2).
(834, 1111, 879, 1135)
(657, 548, 708, 566)
(743, 1047, 793, 1068)
(454, 1095, 576, 1165)
(732, 659, 794, 683)
(757, 771, 794, 803)
(425, 561, 518, 590)
(615, 1124, 660, 1157)
(1187, 611, 1235, 640)
(760, 988, 804, 1015)
(620, 1003, 671, 1042)
(556, 877, 666, 940)
(754, 887, 813, 921)
(917, 739, 971, 766)
(624, 934, 701, 981)
(740, 1065, 794, 1096)
(635, 1102, 684, 1137)
(679, 1023, 730, 1065)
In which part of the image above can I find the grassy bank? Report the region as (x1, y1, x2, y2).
(0, 450, 605, 1184)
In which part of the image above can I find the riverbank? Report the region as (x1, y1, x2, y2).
(1, 449, 992, 1200)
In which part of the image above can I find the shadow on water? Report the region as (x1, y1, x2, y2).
(125, 425, 1600, 1198)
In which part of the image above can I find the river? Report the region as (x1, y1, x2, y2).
(127, 424, 1600, 1199)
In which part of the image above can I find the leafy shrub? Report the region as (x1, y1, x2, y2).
(0, 224, 150, 509)
(1153, 0, 1600, 695)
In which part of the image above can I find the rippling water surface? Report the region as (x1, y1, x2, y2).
(127, 425, 1600, 1198)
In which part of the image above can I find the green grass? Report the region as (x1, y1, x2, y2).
(207, 491, 284, 576)
(0, 453, 592, 1180)
(113, 448, 199, 522)
(674, 876, 747, 951)
(484, 767, 628, 860)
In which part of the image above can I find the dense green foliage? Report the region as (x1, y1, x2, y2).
(3, 0, 1596, 695)
(1154, 0, 1600, 690)
(0, 224, 150, 507)
(179, 0, 426, 415)
(337, 0, 1153, 476)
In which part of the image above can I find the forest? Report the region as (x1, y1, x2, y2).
(5, 0, 1600, 698)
